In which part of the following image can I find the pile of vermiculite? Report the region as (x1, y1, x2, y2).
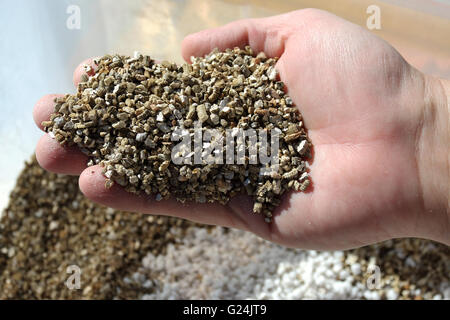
(42, 48, 312, 222)
(0, 157, 448, 299)
(0, 156, 199, 299)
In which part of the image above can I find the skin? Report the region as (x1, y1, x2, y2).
(33, 9, 449, 250)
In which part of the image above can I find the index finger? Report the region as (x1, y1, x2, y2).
(181, 13, 296, 62)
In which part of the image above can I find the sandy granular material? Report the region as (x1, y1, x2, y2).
(0, 155, 199, 299)
(0, 156, 448, 299)
(138, 227, 449, 300)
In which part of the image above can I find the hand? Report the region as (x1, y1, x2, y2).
(33, 9, 449, 249)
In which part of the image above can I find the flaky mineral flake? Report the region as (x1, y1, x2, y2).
(42, 47, 313, 222)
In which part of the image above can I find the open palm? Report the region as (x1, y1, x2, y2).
(34, 9, 444, 249)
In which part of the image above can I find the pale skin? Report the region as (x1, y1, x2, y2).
(33, 9, 449, 250)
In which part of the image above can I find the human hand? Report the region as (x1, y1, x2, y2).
(34, 9, 449, 249)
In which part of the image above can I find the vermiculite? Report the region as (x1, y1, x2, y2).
(43, 47, 312, 222)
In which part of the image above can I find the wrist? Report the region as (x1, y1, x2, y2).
(415, 75, 449, 244)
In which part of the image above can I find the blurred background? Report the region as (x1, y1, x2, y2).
(0, 0, 449, 212)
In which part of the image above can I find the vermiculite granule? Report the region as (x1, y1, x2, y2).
(42, 47, 312, 221)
